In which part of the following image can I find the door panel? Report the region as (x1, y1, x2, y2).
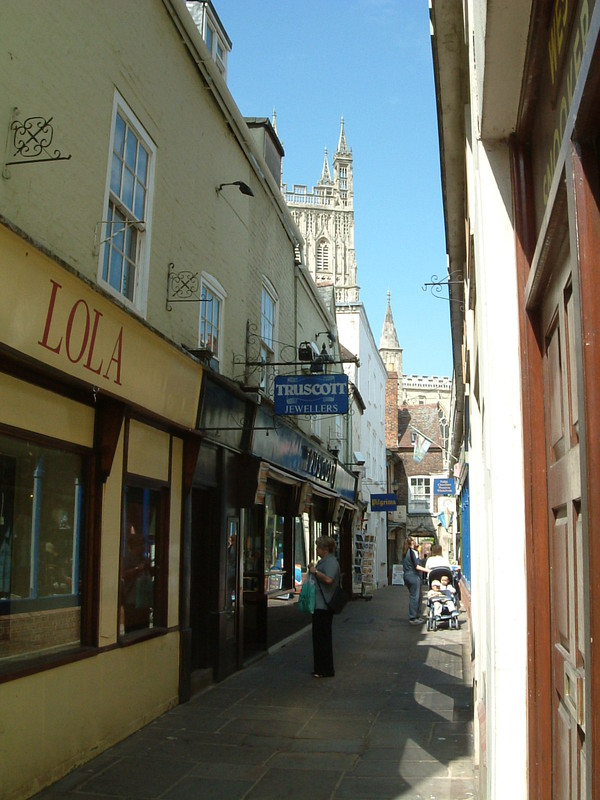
(541, 240, 586, 798)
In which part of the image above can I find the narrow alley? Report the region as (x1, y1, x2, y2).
(34, 586, 477, 800)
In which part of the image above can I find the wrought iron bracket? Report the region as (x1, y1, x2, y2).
(3, 108, 71, 178)
(422, 271, 464, 306)
(166, 262, 213, 311)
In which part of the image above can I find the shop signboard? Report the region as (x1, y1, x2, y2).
(434, 478, 455, 495)
(274, 373, 348, 415)
(370, 493, 397, 511)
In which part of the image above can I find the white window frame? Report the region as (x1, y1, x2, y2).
(199, 272, 226, 366)
(260, 278, 278, 390)
(409, 476, 432, 514)
(99, 93, 155, 315)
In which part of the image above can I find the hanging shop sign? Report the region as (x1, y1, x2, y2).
(274, 374, 348, 415)
(434, 478, 455, 495)
(370, 493, 397, 511)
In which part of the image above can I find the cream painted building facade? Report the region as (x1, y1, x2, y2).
(0, 3, 358, 797)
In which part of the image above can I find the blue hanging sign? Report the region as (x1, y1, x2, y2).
(370, 493, 397, 511)
(274, 374, 349, 415)
(434, 478, 455, 495)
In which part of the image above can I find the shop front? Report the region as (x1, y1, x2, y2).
(184, 373, 357, 686)
(0, 222, 204, 799)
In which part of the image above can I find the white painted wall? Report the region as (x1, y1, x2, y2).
(336, 303, 388, 586)
(466, 9, 529, 790)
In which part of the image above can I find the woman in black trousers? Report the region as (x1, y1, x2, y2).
(309, 535, 340, 678)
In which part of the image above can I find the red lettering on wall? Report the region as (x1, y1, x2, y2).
(84, 309, 104, 375)
(38, 279, 63, 354)
(103, 328, 123, 386)
(65, 299, 91, 364)
(38, 279, 124, 386)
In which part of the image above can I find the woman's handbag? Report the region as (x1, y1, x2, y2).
(317, 576, 349, 615)
(297, 575, 316, 614)
(327, 585, 349, 614)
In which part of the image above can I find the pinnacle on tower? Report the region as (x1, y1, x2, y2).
(319, 147, 332, 184)
(337, 116, 349, 155)
(380, 291, 400, 350)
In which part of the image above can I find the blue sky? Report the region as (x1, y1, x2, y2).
(214, 0, 452, 377)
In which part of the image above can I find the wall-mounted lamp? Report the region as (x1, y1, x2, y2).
(316, 330, 337, 344)
(310, 342, 335, 373)
(216, 180, 254, 197)
(352, 451, 366, 466)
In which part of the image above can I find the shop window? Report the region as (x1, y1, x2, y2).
(294, 516, 307, 590)
(264, 494, 285, 594)
(119, 484, 166, 638)
(99, 93, 154, 312)
(0, 433, 87, 664)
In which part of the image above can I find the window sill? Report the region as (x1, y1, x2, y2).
(118, 627, 167, 648)
(0, 645, 97, 684)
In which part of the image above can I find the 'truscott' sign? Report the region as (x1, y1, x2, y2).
(274, 374, 349, 415)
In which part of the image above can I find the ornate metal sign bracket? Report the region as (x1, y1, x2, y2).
(166, 262, 213, 311)
(3, 107, 72, 178)
(422, 271, 464, 306)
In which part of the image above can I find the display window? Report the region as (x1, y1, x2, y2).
(294, 515, 307, 590)
(264, 493, 285, 594)
(0, 432, 87, 664)
(118, 483, 167, 639)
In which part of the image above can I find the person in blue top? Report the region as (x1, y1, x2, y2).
(308, 535, 340, 677)
(402, 536, 428, 624)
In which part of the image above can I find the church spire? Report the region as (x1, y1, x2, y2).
(271, 107, 278, 134)
(318, 147, 332, 184)
(380, 291, 400, 350)
(336, 116, 349, 155)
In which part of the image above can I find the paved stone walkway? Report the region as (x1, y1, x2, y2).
(34, 584, 478, 799)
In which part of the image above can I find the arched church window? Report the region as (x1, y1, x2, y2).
(340, 166, 347, 190)
(317, 241, 329, 272)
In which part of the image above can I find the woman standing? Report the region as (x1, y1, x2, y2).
(402, 536, 428, 624)
(308, 535, 340, 677)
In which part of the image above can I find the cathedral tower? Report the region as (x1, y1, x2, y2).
(283, 118, 359, 303)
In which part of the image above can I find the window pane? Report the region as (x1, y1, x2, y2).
(120, 485, 162, 636)
(114, 113, 126, 156)
(0, 435, 85, 663)
(122, 166, 135, 211)
(125, 128, 138, 171)
(136, 146, 148, 183)
(133, 181, 145, 220)
(109, 248, 124, 293)
(110, 152, 122, 196)
(261, 289, 274, 347)
(200, 285, 221, 357)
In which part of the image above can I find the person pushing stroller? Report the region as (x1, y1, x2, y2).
(426, 566, 459, 630)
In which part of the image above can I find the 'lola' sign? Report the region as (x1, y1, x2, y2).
(274, 374, 348, 415)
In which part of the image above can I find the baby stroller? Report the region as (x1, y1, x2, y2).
(426, 566, 460, 631)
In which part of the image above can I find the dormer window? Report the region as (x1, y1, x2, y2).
(186, 2, 231, 81)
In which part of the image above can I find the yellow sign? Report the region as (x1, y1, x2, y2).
(0, 224, 202, 428)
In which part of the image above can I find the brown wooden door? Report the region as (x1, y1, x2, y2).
(540, 225, 586, 799)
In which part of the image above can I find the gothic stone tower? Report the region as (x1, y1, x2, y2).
(283, 118, 359, 303)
